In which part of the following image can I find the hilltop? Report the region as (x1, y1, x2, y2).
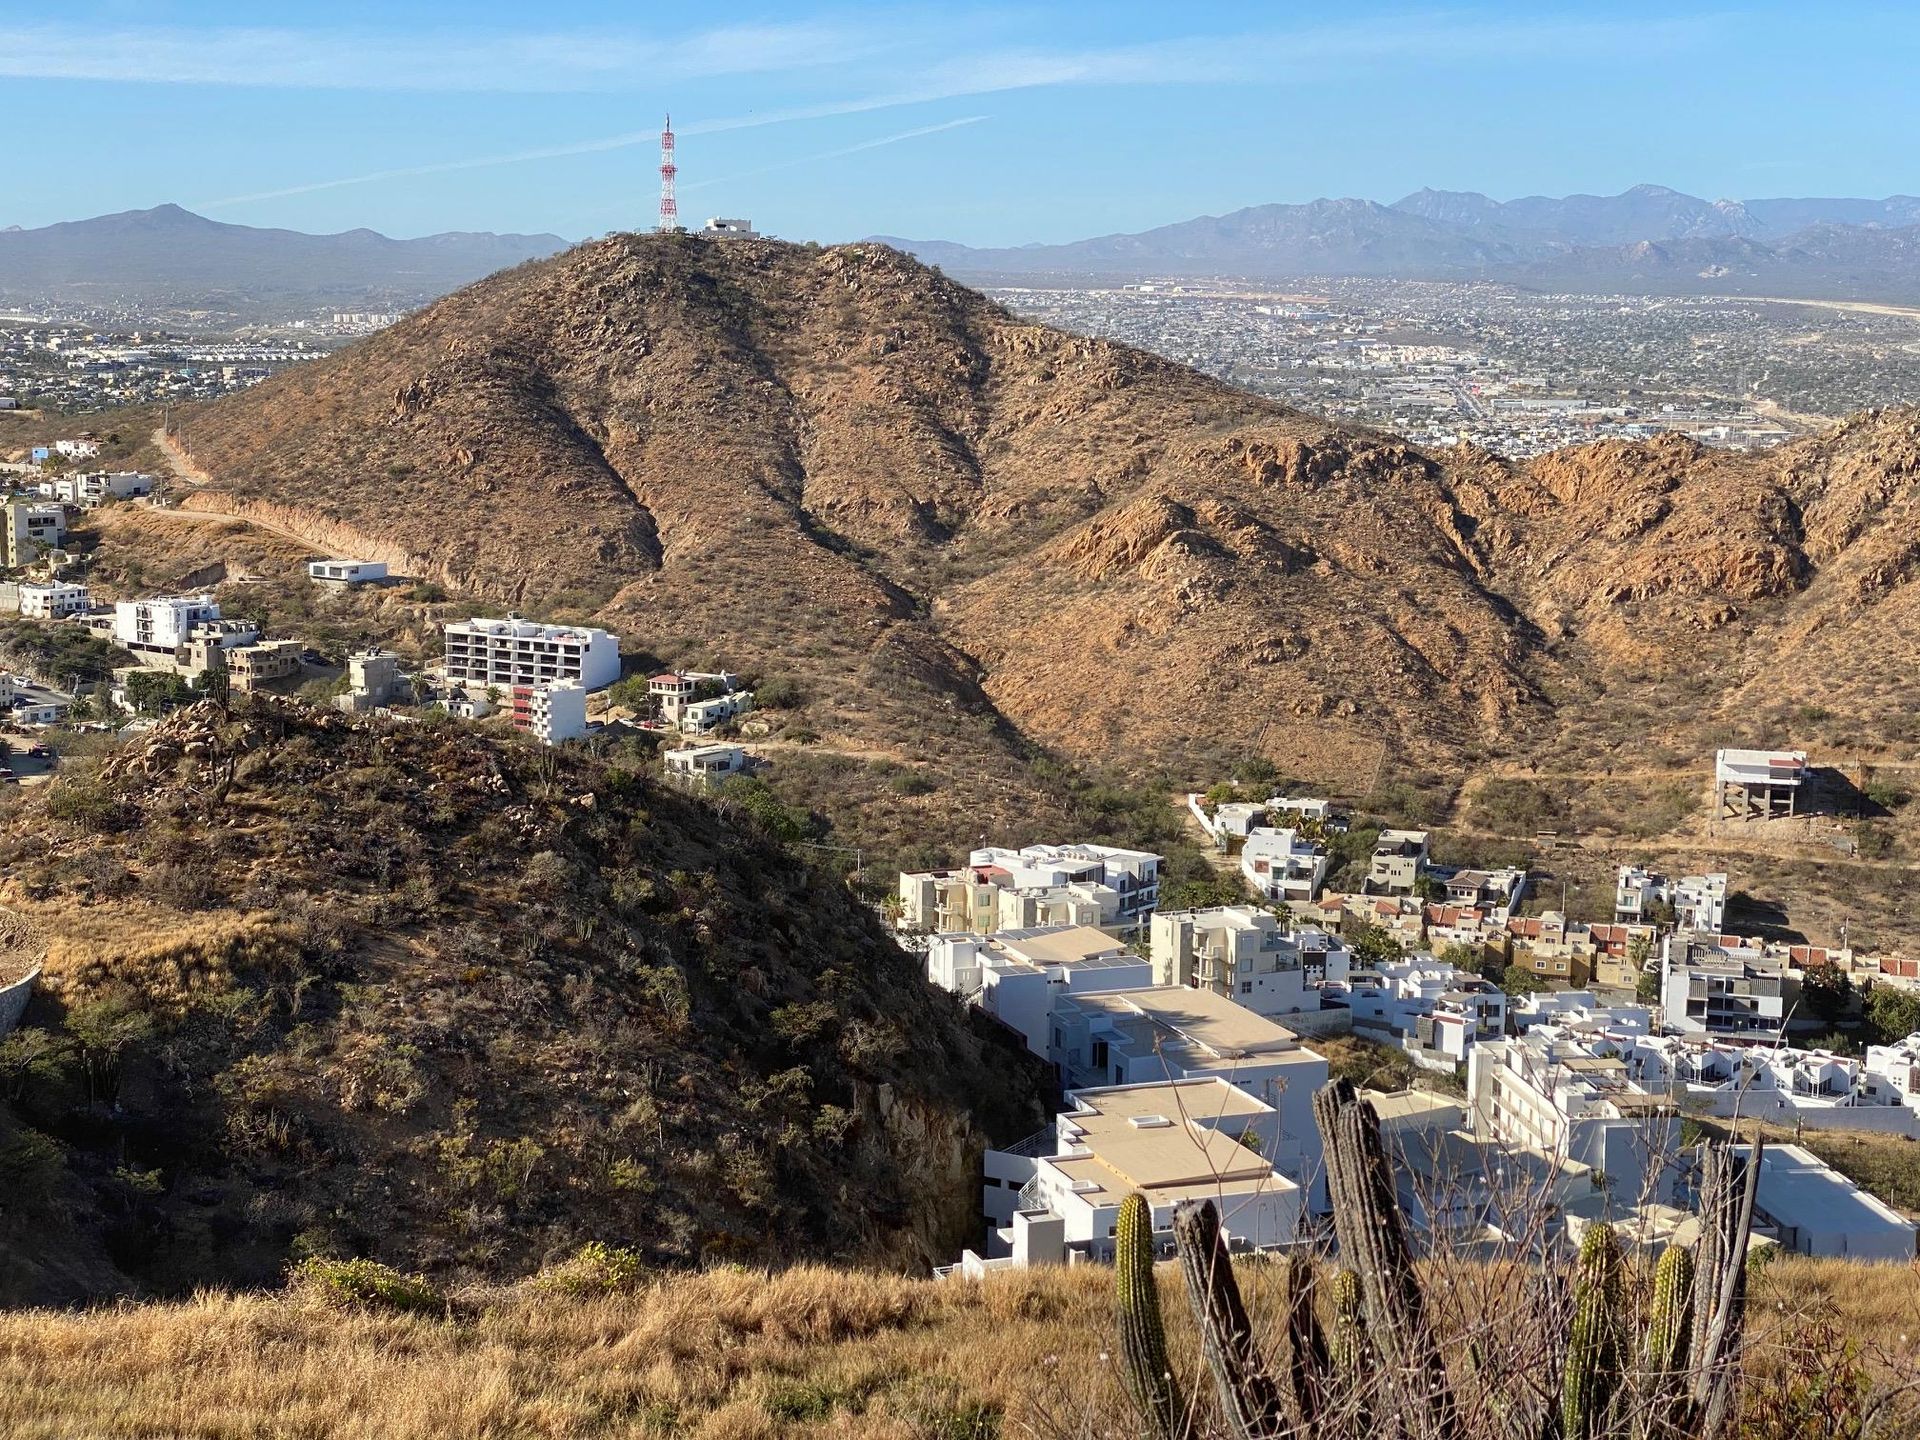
(0, 697, 1049, 1305)
(159, 235, 1920, 810)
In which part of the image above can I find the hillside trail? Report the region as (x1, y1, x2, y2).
(151, 426, 213, 487)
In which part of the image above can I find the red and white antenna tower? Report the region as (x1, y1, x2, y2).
(657, 113, 680, 232)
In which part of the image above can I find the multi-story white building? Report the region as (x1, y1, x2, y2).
(16, 581, 88, 619)
(109, 594, 258, 670)
(1151, 905, 1350, 1020)
(1863, 1032, 1920, 1112)
(1047, 985, 1328, 1191)
(1615, 866, 1728, 932)
(1659, 935, 1788, 1038)
(1338, 955, 1506, 1064)
(926, 925, 1152, 1055)
(510, 679, 588, 745)
(1239, 827, 1329, 903)
(1468, 1029, 1680, 1208)
(1369, 829, 1430, 893)
(443, 616, 620, 691)
(4, 501, 65, 566)
(1508, 990, 1655, 1036)
(973, 1078, 1305, 1269)
(967, 843, 1163, 929)
(41, 470, 151, 506)
(647, 671, 753, 732)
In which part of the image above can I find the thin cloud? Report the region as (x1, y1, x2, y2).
(681, 116, 989, 193)
(0, 20, 865, 92)
(191, 10, 1722, 209)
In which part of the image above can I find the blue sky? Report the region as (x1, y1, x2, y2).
(2, 2, 1914, 243)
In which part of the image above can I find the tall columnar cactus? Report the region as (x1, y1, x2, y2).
(1312, 1079, 1459, 1437)
(1116, 1192, 1185, 1440)
(1643, 1242, 1695, 1377)
(1561, 1222, 1625, 1440)
(1173, 1198, 1284, 1439)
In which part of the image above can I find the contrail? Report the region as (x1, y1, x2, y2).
(681, 115, 986, 192)
(196, 93, 972, 209)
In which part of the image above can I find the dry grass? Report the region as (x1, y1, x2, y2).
(0, 1257, 1914, 1439)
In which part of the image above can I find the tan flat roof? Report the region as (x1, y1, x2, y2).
(998, 925, 1130, 967)
(1076, 986, 1304, 1057)
(1051, 1081, 1286, 1203)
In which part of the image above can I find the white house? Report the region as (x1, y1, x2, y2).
(975, 1078, 1305, 1268)
(648, 671, 752, 732)
(1659, 934, 1788, 1038)
(16, 581, 88, 619)
(443, 616, 620, 691)
(1509, 990, 1655, 1036)
(110, 594, 258, 671)
(52, 439, 100, 460)
(1468, 1029, 1680, 1209)
(509, 679, 587, 745)
(663, 742, 750, 786)
(1047, 985, 1328, 1191)
(1240, 827, 1330, 904)
(925, 925, 1152, 1056)
(1151, 905, 1350, 1020)
(1338, 955, 1507, 1065)
(1863, 1032, 1920, 1111)
(5, 500, 66, 566)
(1615, 865, 1728, 932)
(43, 470, 151, 506)
(967, 843, 1163, 930)
(307, 559, 389, 586)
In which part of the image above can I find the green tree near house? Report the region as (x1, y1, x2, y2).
(1865, 985, 1920, 1045)
(1798, 962, 1857, 1027)
(1502, 963, 1551, 996)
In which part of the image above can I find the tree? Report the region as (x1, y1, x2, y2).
(1502, 963, 1550, 996)
(1865, 985, 1920, 1046)
(123, 669, 191, 717)
(1797, 963, 1856, 1027)
(1347, 921, 1402, 967)
(1636, 966, 1661, 1004)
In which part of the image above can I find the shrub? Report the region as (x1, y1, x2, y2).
(536, 1241, 649, 1296)
(290, 1256, 442, 1314)
(45, 778, 130, 833)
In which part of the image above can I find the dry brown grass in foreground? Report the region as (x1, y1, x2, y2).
(1, 1257, 1916, 1440)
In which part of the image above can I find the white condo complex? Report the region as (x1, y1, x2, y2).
(443, 616, 621, 691)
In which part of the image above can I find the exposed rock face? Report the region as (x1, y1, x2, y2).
(172, 233, 1920, 782)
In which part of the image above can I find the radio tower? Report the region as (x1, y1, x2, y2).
(657, 113, 681, 233)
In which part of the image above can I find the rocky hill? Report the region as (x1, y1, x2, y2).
(159, 235, 1920, 839)
(0, 697, 1049, 1304)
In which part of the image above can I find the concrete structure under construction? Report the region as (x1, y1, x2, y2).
(1714, 748, 1810, 821)
(443, 616, 620, 691)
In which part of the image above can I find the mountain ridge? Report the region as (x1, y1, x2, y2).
(0, 204, 571, 311)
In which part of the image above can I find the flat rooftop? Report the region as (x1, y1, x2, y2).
(993, 925, 1134, 968)
(1073, 986, 1307, 1058)
(1052, 1080, 1284, 1205)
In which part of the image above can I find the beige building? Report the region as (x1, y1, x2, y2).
(5, 501, 65, 567)
(225, 639, 303, 693)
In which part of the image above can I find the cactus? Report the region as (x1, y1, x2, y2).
(1643, 1242, 1694, 1377)
(1561, 1223, 1624, 1440)
(1312, 1079, 1459, 1437)
(1326, 1269, 1366, 1379)
(1172, 1198, 1284, 1439)
(1116, 1192, 1185, 1440)
(1281, 1254, 1328, 1431)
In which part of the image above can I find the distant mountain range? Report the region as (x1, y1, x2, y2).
(0, 204, 570, 313)
(874, 184, 1920, 298)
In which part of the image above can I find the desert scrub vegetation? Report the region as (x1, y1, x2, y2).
(0, 695, 1052, 1305)
(0, 1253, 1909, 1440)
(291, 1256, 443, 1315)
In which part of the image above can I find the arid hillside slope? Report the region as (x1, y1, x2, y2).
(173, 235, 1920, 789)
(0, 697, 1048, 1305)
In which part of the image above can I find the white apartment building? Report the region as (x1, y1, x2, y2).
(17, 581, 88, 619)
(925, 925, 1152, 1055)
(663, 742, 750, 785)
(1338, 956, 1507, 1065)
(1615, 865, 1728, 932)
(5, 501, 65, 566)
(1468, 1030, 1680, 1208)
(307, 559, 389, 586)
(443, 616, 620, 691)
(1369, 829, 1430, 893)
(1240, 827, 1330, 904)
(110, 595, 258, 669)
(1659, 934, 1788, 1038)
(1151, 905, 1350, 1020)
(1863, 1032, 1920, 1111)
(1618, 1033, 1869, 1119)
(509, 679, 588, 745)
(1047, 985, 1328, 1191)
(974, 1078, 1305, 1268)
(967, 843, 1163, 929)
(42, 470, 151, 506)
(1508, 990, 1655, 1036)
